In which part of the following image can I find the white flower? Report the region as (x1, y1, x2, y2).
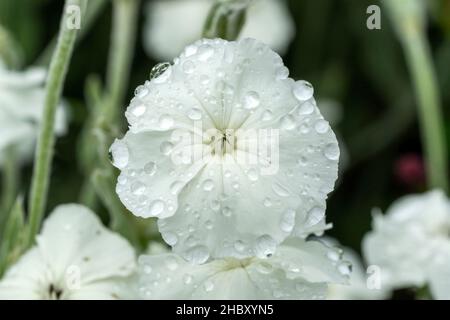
(327, 245, 388, 300)
(0, 204, 136, 300)
(362, 190, 450, 299)
(110, 38, 339, 260)
(138, 237, 349, 300)
(0, 61, 67, 164)
(143, 0, 295, 60)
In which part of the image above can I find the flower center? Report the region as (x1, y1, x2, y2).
(47, 283, 64, 300)
(206, 130, 237, 157)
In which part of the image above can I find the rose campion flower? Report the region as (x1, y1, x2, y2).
(363, 190, 450, 299)
(143, 0, 295, 60)
(0, 61, 67, 164)
(110, 38, 339, 261)
(0, 204, 136, 300)
(138, 237, 350, 300)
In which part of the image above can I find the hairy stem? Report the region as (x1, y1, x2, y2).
(27, 0, 86, 247)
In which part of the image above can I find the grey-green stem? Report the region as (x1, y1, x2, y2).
(27, 0, 87, 247)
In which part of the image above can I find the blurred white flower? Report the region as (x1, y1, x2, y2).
(0, 204, 136, 300)
(0, 61, 67, 164)
(138, 238, 350, 300)
(143, 0, 295, 60)
(110, 38, 339, 260)
(327, 245, 389, 300)
(363, 190, 450, 299)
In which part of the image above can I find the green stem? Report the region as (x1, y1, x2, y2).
(26, 0, 86, 247)
(104, 0, 139, 126)
(404, 32, 448, 191)
(36, 0, 106, 66)
(383, 0, 448, 191)
(0, 146, 19, 234)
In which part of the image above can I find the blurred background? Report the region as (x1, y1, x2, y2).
(0, 0, 449, 258)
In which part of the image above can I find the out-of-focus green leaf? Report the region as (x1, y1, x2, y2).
(0, 197, 26, 277)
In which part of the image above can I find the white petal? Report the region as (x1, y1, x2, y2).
(362, 190, 450, 291)
(0, 248, 50, 300)
(428, 242, 450, 300)
(0, 64, 67, 164)
(36, 204, 136, 284)
(112, 131, 210, 219)
(138, 239, 345, 300)
(362, 219, 429, 289)
(66, 277, 138, 300)
(268, 238, 349, 284)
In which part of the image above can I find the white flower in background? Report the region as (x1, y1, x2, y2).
(327, 244, 388, 300)
(110, 38, 339, 260)
(0, 204, 136, 300)
(0, 61, 67, 164)
(138, 237, 350, 299)
(363, 190, 450, 299)
(143, 0, 295, 60)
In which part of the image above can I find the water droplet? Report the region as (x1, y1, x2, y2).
(149, 200, 165, 216)
(305, 207, 325, 227)
(210, 200, 220, 211)
(159, 114, 174, 129)
(261, 110, 273, 121)
(203, 280, 214, 292)
(183, 274, 193, 284)
(272, 182, 290, 197)
(110, 140, 129, 169)
(338, 261, 352, 276)
(143, 265, 152, 274)
(135, 85, 149, 98)
(280, 209, 296, 232)
(202, 179, 214, 191)
(131, 104, 147, 117)
(327, 250, 341, 262)
(275, 66, 289, 80)
(160, 141, 174, 155)
(185, 44, 198, 57)
(293, 80, 314, 101)
(314, 120, 329, 134)
(255, 235, 277, 258)
(165, 257, 179, 271)
(150, 62, 171, 83)
(170, 180, 184, 195)
(247, 168, 259, 181)
(182, 60, 195, 74)
(243, 91, 260, 109)
(222, 207, 232, 217)
(183, 245, 209, 264)
(204, 220, 213, 230)
(188, 108, 202, 120)
(297, 101, 315, 115)
(324, 143, 339, 161)
(144, 162, 157, 175)
(162, 232, 178, 246)
(234, 240, 245, 252)
(197, 44, 214, 61)
(280, 114, 296, 130)
(263, 197, 272, 207)
(255, 261, 273, 274)
(131, 181, 146, 196)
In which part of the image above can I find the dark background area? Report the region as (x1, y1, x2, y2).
(1, 0, 449, 254)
